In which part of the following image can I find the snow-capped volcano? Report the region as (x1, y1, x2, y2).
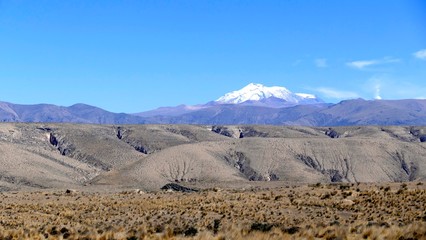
(136, 83, 323, 117)
(215, 83, 322, 106)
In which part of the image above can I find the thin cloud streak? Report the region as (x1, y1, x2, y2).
(413, 49, 426, 60)
(347, 60, 377, 69)
(347, 57, 400, 70)
(315, 87, 360, 99)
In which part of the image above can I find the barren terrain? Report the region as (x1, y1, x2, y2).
(0, 182, 425, 239)
(1, 123, 426, 239)
(1, 123, 426, 191)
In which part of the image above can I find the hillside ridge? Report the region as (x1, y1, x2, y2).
(1, 123, 425, 192)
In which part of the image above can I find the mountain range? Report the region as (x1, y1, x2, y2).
(1, 83, 426, 126)
(1, 83, 426, 191)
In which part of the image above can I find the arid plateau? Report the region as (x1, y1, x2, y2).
(0, 123, 425, 239)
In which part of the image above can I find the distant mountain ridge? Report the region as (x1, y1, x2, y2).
(0, 102, 145, 124)
(2, 99, 426, 126)
(1, 83, 426, 126)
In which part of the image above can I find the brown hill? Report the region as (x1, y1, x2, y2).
(0, 123, 425, 191)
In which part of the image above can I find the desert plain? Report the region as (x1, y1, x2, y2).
(0, 123, 425, 239)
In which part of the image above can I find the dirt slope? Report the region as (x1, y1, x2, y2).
(0, 123, 425, 191)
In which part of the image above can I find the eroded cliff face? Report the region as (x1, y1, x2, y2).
(0, 123, 426, 191)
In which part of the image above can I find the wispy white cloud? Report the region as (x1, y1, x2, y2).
(347, 57, 400, 70)
(315, 58, 327, 68)
(413, 49, 426, 60)
(347, 60, 378, 69)
(315, 87, 360, 99)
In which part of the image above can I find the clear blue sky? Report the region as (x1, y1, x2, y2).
(1, 0, 425, 113)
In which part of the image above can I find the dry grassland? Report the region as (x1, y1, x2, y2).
(0, 182, 425, 240)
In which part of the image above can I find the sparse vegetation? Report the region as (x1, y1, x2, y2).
(0, 182, 425, 239)
(1, 124, 426, 238)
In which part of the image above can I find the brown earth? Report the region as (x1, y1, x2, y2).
(1, 123, 426, 239)
(1, 123, 426, 192)
(0, 182, 425, 239)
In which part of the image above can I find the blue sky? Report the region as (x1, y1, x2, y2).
(0, 0, 425, 113)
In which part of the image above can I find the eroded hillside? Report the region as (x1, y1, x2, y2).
(0, 123, 425, 191)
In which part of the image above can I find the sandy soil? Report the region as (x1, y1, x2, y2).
(0, 182, 425, 239)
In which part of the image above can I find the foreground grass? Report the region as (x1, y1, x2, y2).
(0, 182, 425, 239)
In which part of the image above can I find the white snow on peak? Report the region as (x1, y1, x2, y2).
(295, 93, 316, 99)
(215, 83, 319, 104)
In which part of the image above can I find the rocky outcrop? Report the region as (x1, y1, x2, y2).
(49, 132, 111, 171)
(161, 183, 198, 193)
(388, 151, 418, 181)
(211, 126, 241, 138)
(211, 125, 271, 139)
(325, 128, 340, 138)
(225, 151, 278, 181)
(115, 127, 150, 154)
(49, 133, 75, 156)
(239, 126, 269, 138)
(297, 154, 345, 182)
(409, 127, 426, 142)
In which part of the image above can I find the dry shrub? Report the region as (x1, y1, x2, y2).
(0, 182, 425, 239)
